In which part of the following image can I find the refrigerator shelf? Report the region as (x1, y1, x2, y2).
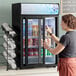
(45, 62, 55, 64)
(41, 36, 51, 39)
(23, 36, 38, 39)
(28, 46, 38, 48)
(23, 46, 38, 48)
(23, 36, 39, 39)
(28, 56, 38, 58)
(28, 36, 38, 39)
(28, 55, 54, 58)
(41, 46, 54, 48)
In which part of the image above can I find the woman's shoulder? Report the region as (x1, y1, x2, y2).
(61, 34, 69, 39)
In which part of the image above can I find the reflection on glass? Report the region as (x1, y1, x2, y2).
(23, 19, 26, 64)
(45, 17, 55, 48)
(45, 17, 56, 64)
(28, 19, 39, 64)
(22, 18, 56, 65)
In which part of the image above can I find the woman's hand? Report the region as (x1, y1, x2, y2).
(46, 26, 52, 34)
(46, 26, 59, 44)
(41, 39, 43, 47)
(43, 40, 50, 50)
(41, 39, 50, 50)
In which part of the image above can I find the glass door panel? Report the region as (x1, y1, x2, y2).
(28, 19, 43, 64)
(22, 17, 56, 65)
(45, 17, 56, 64)
(23, 19, 26, 64)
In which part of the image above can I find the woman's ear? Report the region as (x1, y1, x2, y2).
(61, 20, 68, 30)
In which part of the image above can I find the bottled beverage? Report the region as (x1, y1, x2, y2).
(23, 19, 25, 37)
(45, 38, 51, 47)
(32, 25, 38, 36)
(33, 39, 38, 46)
(47, 50, 52, 56)
(41, 49, 43, 56)
(33, 48, 38, 56)
(41, 39, 43, 47)
(23, 49, 25, 56)
(45, 49, 47, 56)
(28, 20, 32, 36)
(47, 38, 51, 47)
(28, 39, 33, 46)
(28, 49, 33, 56)
(23, 39, 25, 48)
(41, 49, 47, 56)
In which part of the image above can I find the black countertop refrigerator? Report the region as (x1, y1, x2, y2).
(12, 3, 59, 69)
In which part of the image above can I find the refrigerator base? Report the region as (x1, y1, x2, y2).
(19, 64, 57, 69)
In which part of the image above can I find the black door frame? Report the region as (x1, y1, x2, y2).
(20, 15, 59, 68)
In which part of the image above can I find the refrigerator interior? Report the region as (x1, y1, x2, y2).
(22, 17, 56, 65)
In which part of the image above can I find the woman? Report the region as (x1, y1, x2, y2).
(43, 14, 76, 76)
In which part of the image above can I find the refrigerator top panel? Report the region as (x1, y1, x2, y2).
(21, 4, 59, 15)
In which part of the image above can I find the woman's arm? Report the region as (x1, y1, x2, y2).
(46, 26, 59, 44)
(43, 41, 65, 55)
(48, 43, 65, 55)
(50, 34, 59, 44)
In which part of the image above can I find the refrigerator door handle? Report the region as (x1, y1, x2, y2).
(38, 19, 42, 64)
